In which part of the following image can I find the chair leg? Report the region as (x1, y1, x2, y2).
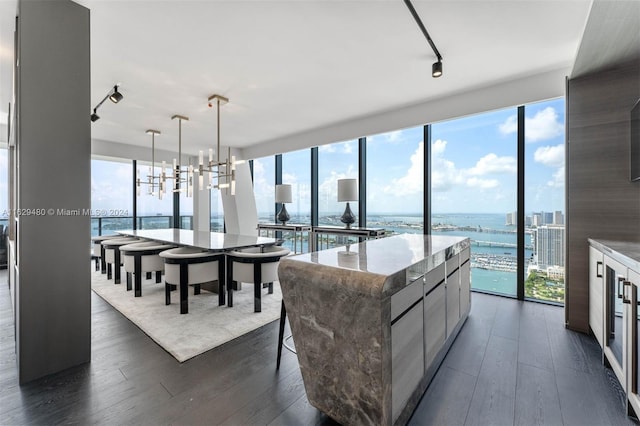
(114, 250, 122, 284)
(254, 263, 262, 313)
(218, 259, 226, 306)
(179, 263, 188, 314)
(94, 257, 99, 271)
(194, 284, 201, 295)
(126, 272, 132, 291)
(227, 258, 234, 307)
(107, 263, 112, 280)
(134, 255, 142, 297)
(165, 283, 173, 305)
(156, 271, 162, 283)
(277, 301, 286, 370)
(268, 282, 273, 294)
(146, 271, 152, 280)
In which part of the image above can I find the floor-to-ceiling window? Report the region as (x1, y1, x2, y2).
(179, 180, 193, 229)
(91, 157, 134, 236)
(318, 140, 359, 227)
(252, 156, 275, 224)
(366, 127, 424, 234)
(282, 149, 311, 224)
(210, 187, 223, 232)
(524, 98, 566, 303)
(431, 108, 519, 297)
(136, 161, 173, 229)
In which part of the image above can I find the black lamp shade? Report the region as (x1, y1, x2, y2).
(109, 90, 123, 103)
(432, 61, 443, 78)
(90, 112, 100, 122)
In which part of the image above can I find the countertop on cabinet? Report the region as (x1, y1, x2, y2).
(588, 239, 640, 272)
(283, 233, 470, 298)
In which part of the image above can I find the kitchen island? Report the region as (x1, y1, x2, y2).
(278, 234, 471, 425)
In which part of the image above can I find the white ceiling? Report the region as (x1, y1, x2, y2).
(0, 0, 606, 157)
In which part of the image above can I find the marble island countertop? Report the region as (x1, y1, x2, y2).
(284, 233, 470, 297)
(588, 239, 640, 272)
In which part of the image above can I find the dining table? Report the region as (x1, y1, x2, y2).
(115, 228, 279, 306)
(117, 228, 278, 251)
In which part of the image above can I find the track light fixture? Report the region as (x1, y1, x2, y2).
(403, 0, 444, 78)
(109, 85, 123, 103)
(90, 84, 124, 122)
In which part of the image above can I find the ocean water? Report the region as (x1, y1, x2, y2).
(90, 211, 543, 298)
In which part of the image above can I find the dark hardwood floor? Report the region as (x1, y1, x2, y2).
(0, 270, 636, 425)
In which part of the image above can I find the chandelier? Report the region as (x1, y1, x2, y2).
(196, 94, 244, 195)
(136, 129, 166, 199)
(137, 94, 243, 199)
(171, 114, 193, 197)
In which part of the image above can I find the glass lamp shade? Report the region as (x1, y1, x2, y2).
(337, 178, 358, 202)
(275, 184, 293, 203)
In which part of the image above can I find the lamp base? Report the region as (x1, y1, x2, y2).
(277, 204, 290, 226)
(340, 202, 356, 229)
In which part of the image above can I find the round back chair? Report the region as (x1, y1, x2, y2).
(226, 245, 290, 312)
(101, 237, 141, 283)
(120, 241, 174, 297)
(159, 247, 226, 314)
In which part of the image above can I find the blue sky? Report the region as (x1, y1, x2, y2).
(0, 98, 565, 219)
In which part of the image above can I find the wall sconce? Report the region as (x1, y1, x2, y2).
(337, 178, 358, 229)
(275, 184, 292, 225)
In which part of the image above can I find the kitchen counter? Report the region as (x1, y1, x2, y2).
(278, 234, 471, 425)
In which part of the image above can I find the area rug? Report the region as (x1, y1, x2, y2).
(91, 269, 282, 362)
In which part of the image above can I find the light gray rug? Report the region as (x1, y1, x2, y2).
(91, 269, 282, 362)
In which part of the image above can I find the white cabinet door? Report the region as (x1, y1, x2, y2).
(626, 269, 640, 417)
(424, 283, 446, 370)
(391, 300, 424, 422)
(446, 267, 460, 339)
(604, 255, 629, 391)
(589, 246, 605, 347)
(460, 248, 471, 316)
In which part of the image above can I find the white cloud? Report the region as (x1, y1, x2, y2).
(431, 139, 463, 192)
(342, 142, 353, 154)
(318, 144, 336, 153)
(467, 153, 517, 175)
(466, 177, 499, 189)
(534, 145, 564, 168)
(499, 115, 517, 136)
(282, 172, 298, 185)
(384, 141, 423, 196)
(499, 107, 564, 142)
(547, 166, 565, 188)
(527, 107, 564, 142)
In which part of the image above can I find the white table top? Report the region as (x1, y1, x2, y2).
(117, 229, 277, 252)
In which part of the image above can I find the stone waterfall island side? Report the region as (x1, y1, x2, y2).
(278, 234, 471, 426)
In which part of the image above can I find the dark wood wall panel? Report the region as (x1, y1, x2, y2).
(566, 59, 640, 333)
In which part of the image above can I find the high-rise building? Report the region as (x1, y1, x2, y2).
(505, 211, 516, 226)
(533, 225, 565, 269)
(553, 210, 564, 225)
(532, 213, 542, 227)
(543, 211, 554, 225)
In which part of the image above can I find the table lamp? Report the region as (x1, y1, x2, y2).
(337, 178, 357, 229)
(275, 184, 292, 225)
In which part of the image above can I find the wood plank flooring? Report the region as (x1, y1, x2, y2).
(0, 271, 636, 425)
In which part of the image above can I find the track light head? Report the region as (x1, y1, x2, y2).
(90, 109, 100, 122)
(432, 61, 443, 78)
(109, 85, 123, 103)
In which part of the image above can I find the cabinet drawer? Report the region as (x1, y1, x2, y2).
(425, 263, 445, 295)
(391, 277, 423, 322)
